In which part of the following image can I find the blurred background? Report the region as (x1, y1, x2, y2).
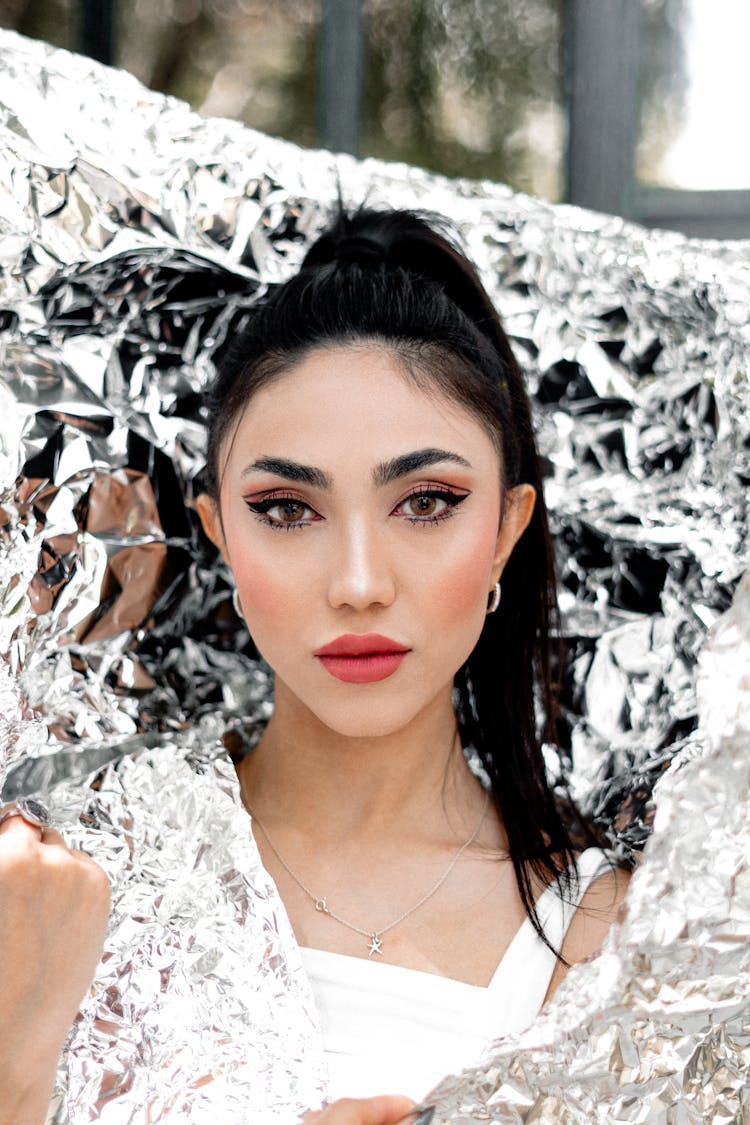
(0, 0, 747, 238)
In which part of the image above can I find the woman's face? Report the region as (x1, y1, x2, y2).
(198, 344, 534, 739)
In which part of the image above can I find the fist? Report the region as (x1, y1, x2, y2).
(0, 809, 111, 1122)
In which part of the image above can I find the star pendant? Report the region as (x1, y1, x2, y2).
(368, 933, 383, 957)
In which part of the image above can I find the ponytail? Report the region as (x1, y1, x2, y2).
(205, 207, 600, 954)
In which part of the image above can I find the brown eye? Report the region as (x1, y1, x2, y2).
(244, 495, 319, 530)
(407, 494, 442, 517)
(395, 487, 470, 524)
(275, 501, 307, 522)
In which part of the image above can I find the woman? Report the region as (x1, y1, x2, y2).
(0, 208, 628, 1124)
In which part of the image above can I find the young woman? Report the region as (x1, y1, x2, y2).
(0, 207, 628, 1125)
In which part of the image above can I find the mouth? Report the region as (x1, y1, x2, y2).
(314, 634, 411, 683)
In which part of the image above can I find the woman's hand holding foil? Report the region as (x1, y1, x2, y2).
(303, 1095, 418, 1124)
(0, 812, 110, 1125)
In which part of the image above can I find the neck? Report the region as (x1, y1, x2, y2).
(238, 680, 484, 843)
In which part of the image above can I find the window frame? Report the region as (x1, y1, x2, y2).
(565, 0, 750, 239)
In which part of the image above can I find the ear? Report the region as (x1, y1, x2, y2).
(491, 484, 536, 583)
(195, 493, 229, 563)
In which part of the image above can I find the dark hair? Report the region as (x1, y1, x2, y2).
(205, 207, 596, 953)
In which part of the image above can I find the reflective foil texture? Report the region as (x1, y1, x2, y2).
(0, 28, 748, 1123)
(45, 733, 328, 1123)
(425, 571, 750, 1121)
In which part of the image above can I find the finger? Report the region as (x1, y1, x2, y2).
(399, 1108, 434, 1124)
(0, 819, 71, 851)
(361, 1097, 417, 1125)
(38, 826, 68, 848)
(314, 1096, 416, 1125)
(0, 819, 108, 885)
(0, 813, 46, 840)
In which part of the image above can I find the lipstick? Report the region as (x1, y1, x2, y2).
(314, 633, 411, 684)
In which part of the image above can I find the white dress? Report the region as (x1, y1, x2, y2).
(300, 848, 611, 1101)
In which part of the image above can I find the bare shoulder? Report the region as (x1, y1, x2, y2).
(545, 864, 631, 1001)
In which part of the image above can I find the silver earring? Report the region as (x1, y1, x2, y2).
(232, 588, 243, 619)
(486, 581, 501, 614)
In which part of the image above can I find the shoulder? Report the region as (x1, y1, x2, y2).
(545, 856, 631, 1002)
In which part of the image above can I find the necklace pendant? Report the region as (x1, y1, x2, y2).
(368, 933, 383, 957)
(314, 898, 329, 914)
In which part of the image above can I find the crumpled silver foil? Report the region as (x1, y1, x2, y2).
(0, 27, 749, 1123)
(425, 569, 750, 1121)
(45, 732, 328, 1124)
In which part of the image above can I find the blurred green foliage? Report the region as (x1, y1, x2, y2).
(0, 0, 565, 199)
(0, 0, 700, 201)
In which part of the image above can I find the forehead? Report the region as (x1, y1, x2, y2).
(225, 343, 500, 469)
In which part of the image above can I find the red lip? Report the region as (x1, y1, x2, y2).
(314, 634, 411, 684)
(314, 633, 410, 657)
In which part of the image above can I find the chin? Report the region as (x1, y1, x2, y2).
(268, 658, 460, 742)
(282, 679, 437, 741)
(310, 700, 422, 741)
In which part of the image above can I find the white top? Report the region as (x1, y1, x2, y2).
(300, 848, 611, 1101)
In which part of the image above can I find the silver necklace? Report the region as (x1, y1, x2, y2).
(248, 788, 490, 957)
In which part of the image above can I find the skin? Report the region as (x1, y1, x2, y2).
(0, 816, 110, 1125)
(200, 343, 529, 743)
(198, 343, 630, 1124)
(302, 1096, 418, 1125)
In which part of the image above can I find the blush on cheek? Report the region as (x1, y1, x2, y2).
(436, 527, 500, 617)
(227, 539, 276, 598)
(234, 565, 290, 622)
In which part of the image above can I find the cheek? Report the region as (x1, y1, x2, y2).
(238, 566, 284, 617)
(428, 521, 499, 620)
(226, 536, 304, 630)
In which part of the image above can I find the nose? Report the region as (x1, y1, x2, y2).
(326, 516, 397, 611)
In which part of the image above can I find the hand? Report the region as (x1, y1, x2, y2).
(0, 812, 111, 1125)
(303, 1095, 417, 1125)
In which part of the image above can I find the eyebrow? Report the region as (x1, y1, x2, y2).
(373, 448, 472, 487)
(239, 448, 472, 490)
(240, 456, 330, 488)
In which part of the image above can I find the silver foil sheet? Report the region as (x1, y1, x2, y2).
(425, 570, 750, 1121)
(45, 732, 328, 1124)
(0, 27, 749, 1122)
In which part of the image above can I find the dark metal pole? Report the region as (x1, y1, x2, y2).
(78, 0, 116, 66)
(319, 0, 364, 155)
(565, 0, 641, 216)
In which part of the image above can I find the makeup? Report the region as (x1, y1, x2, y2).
(215, 344, 511, 740)
(314, 633, 411, 684)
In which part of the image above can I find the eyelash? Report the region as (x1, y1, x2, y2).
(243, 487, 469, 531)
(399, 487, 468, 527)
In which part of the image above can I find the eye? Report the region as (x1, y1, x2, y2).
(244, 494, 320, 530)
(395, 487, 469, 524)
(404, 493, 447, 518)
